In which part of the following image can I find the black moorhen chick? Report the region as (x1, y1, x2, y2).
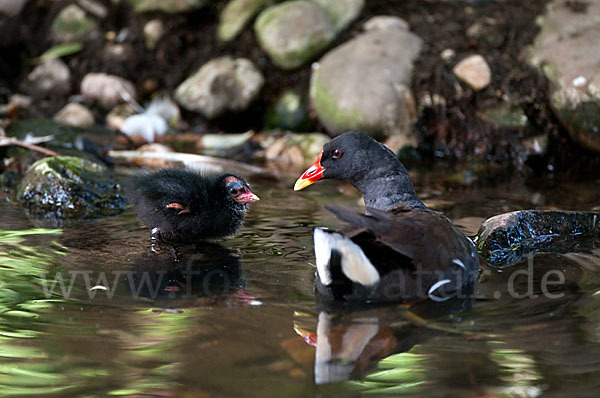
(129, 169, 259, 257)
(294, 132, 479, 303)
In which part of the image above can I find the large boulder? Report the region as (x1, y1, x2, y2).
(476, 210, 600, 267)
(527, 0, 600, 153)
(174, 56, 264, 118)
(255, 0, 335, 70)
(309, 17, 422, 139)
(17, 156, 126, 226)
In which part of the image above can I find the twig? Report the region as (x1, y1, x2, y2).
(108, 149, 277, 177)
(0, 136, 61, 157)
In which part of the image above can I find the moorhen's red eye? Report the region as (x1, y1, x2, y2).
(332, 149, 342, 159)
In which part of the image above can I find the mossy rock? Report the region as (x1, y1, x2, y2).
(17, 156, 126, 226)
(476, 210, 600, 267)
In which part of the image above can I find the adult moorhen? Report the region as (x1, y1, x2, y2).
(128, 169, 259, 257)
(294, 131, 479, 303)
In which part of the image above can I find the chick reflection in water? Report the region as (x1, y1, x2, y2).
(129, 242, 245, 304)
(309, 296, 474, 384)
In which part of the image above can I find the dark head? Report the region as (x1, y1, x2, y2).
(220, 174, 259, 206)
(294, 132, 421, 210)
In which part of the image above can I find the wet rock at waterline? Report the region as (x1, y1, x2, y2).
(527, 0, 600, 153)
(309, 17, 422, 139)
(476, 210, 600, 267)
(17, 156, 126, 226)
(174, 56, 264, 118)
(255, 1, 335, 70)
(218, 0, 273, 42)
(128, 0, 208, 13)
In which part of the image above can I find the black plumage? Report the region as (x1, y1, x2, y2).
(128, 169, 259, 252)
(294, 131, 479, 303)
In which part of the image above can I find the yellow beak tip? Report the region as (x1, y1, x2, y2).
(293, 179, 311, 191)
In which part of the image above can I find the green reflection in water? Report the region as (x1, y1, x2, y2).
(0, 228, 76, 396)
(344, 352, 427, 394)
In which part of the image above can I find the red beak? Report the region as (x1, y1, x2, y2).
(294, 149, 324, 191)
(236, 189, 260, 203)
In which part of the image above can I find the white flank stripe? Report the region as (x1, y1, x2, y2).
(452, 258, 466, 269)
(328, 233, 380, 286)
(428, 279, 452, 302)
(313, 228, 332, 285)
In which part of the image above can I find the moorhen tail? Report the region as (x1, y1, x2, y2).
(294, 131, 479, 303)
(128, 168, 259, 257)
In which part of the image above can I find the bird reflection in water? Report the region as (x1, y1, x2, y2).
(129, 242, 247, 304)
(301, 295, 475, 384)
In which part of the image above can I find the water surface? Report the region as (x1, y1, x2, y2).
(1, 174, 599, 397)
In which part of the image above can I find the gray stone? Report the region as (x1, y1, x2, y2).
(309, 27, 422, 139)
(17, 156, 126, 226)
(54, 102, 95, 128)
(311, 0, 364, 33)
(453, 54, 491, 91)
(255, 0, 335, 70)
(143, 19, 165, 50)
(174, 56, 264, 118)
(0, 0, 27, 16)
(50, 4, 97, 43)
(527, 0, 600, 153)
(26, 59, 71, 96)
(363, 15, 409, 32)
(218, 0, 273, 42)
(476, 210, 600, 267)
(80, 73, 137, 108)
(128, 0, 207, 13)
(265, 90, 311, 131)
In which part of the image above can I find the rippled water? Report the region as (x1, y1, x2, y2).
(0, 173, 599, 397)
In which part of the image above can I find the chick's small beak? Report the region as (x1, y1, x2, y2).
(237, 190, 260, 203)
(294, 149, 324, 191)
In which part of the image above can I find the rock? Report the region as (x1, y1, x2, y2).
(311, 0, 364, 33)
(143, 19, 165, 50)
(363, 15, 409, 32)
(54, 102, 95, 128)
(50, 4, 98, 43)
(218, 0, 273, 42)
(479, 104, 530, 130)
(106, 103, 137, 131)
(0, 0, 27, 17)
(25, 59, 71, 96)
(81, 73, 137, 108)
(453, 54, 491, 91)
(264, 132, 330, 173)
(102, 42, 135, 65)
(128, 0, 208, 13)
(120, 97, 180, 142)
(174, 56, 264, 118)
(476, 210, 600, 267)
(17, 156, 126, 226)
(527, 0, 600, 153)
(265, 90, 311, 131)
(255, 0, 335, 70)
(309, 26, 422, 138)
